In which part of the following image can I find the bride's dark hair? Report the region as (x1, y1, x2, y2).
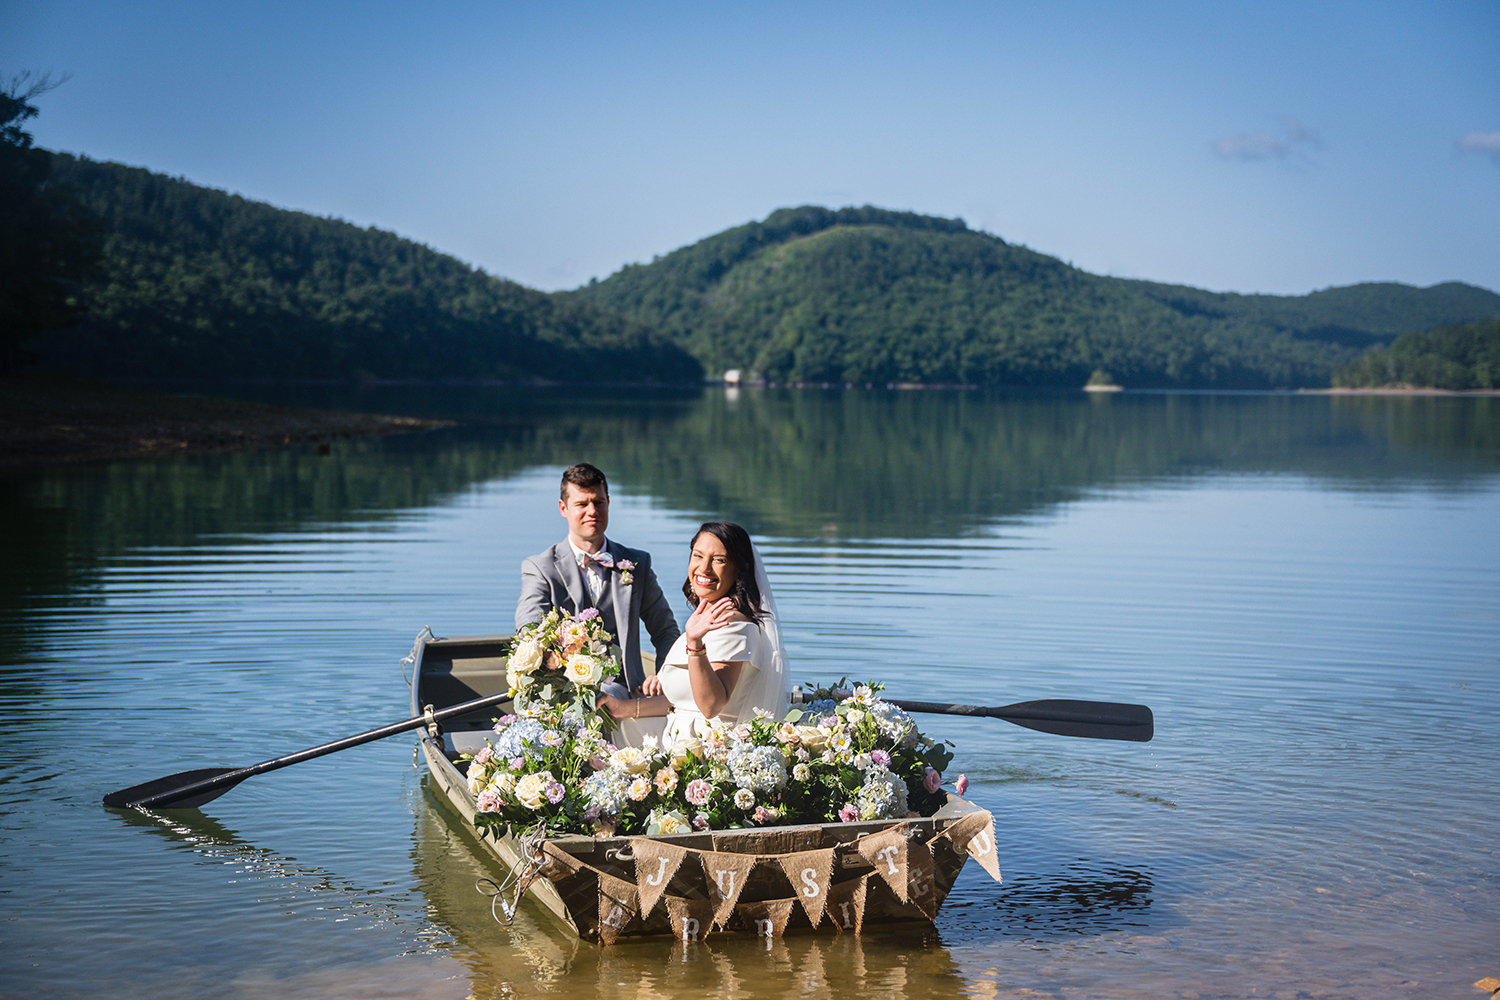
(682, 521, 764, 624)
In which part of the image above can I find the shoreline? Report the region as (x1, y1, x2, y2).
(0, 378, 452, 470)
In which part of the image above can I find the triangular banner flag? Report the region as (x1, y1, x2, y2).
(538, 842, 585, 881)
(944, 810, 1002, 883)
(826, 875, 868, 934)
(736, 897, 797, 938)
(857, 827, 910, 902)
(596, 873, 639, 945)
(629, 837, 689, 918)
(664, 894, 716, 942)
(698, 850, 758, 928)
(906, 838, 938, 920)
(777, 848, 835, 927)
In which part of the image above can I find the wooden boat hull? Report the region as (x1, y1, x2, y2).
(410, 631, 993, 940)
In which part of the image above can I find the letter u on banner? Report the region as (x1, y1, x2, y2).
(698, 850, 757, 928)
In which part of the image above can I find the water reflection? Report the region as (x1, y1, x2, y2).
(413, 778, 979, 999)
(4, 388, 1496, 664)
(108, 806, 426, 941)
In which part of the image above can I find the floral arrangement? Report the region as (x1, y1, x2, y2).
(464, 676, 958, 840)
(504, 607, 623, 720)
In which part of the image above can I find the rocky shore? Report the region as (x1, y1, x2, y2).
(0, 378, 451, 469)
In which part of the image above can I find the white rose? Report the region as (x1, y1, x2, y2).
(564, 653, 603, 686)
(669, 735, 703, 767)
(509, 638, 544, 675)
(610, 746, 652, 774)
(795, 725, 829, 750)
(513, 771, 552, 810)
(652, 811, 691, 835)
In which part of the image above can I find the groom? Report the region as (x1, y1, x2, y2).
(514, 463, 680, 696)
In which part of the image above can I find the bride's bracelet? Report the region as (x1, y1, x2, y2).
(685, 643, 707, 655)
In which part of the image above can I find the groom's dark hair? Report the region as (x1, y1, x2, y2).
(683, 521, 765, 624)
(560, 463, 608, 499)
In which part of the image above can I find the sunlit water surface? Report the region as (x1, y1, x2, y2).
(1, 387, 1496, 999)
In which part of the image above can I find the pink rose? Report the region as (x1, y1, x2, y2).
(955, 774, 969, 796)
(923, 767, 942, 793)
(838, 803, 859, 823)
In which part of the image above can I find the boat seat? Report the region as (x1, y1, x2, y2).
(441, 729, 495, 758)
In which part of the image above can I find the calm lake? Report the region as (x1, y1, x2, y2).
(2, 386, 1497, 999)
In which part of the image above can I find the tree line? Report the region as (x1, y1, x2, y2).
(1332, 317, 1499, 390)
(6, 77, 1498, 390)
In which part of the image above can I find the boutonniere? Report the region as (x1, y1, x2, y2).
(616, 559, 635, 585)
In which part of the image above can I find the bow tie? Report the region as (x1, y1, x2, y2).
(579, 550, 614, 570)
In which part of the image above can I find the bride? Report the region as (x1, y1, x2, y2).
(597, 521, 787, 747)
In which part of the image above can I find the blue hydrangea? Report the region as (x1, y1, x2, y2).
(856, 766, 909, 820)
(581, 767, 631, 816)
(728, 743, 788, 792)
(492, 718, 546, 759)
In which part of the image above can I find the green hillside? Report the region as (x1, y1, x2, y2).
(34, 155, 701, 382)
(1333, 316, 1500, 390)
(567, 205, 1500, 388)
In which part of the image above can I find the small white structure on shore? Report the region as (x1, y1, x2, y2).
(722, 369, 742, 385)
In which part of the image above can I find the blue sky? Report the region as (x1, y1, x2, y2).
(5, 0, 1497, 296)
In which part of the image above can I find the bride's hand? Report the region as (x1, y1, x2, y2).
(595, 693, 627, 720)
(640, 675, 663, 697)
(685, 596, 737, 644)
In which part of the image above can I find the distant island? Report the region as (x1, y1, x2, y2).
(13, 155, 1500, 390)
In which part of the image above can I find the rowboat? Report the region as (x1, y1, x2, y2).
(408, 630, 1002, 941)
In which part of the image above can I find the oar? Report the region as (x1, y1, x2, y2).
(102, 690, 514, 810)
(792, 691, 1154, 742)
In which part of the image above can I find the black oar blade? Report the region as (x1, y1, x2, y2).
(993, 699, 1154, 742)
(102, 767, 246, 809)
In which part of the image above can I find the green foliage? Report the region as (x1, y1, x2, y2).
(568, 206, 1500, 389)
(1333, 317, 1500, 390)
(33, 155, 701, 382)
(0, 76, 104, 374)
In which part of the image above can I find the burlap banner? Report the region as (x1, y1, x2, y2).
(826, 874, 869, 934)
(942, 809, 1001, 883)
(629, 837, 691, 918)
(697, 849, 759, 928)
(596, 873, 640, 945)
(905, 837, 938, 919)
(776, 848, 835, 927)
(665, 894, 716, 942)
(539, 841, 586, 881)
(857, 826, 910, 902)
(736, 897, 797, 938)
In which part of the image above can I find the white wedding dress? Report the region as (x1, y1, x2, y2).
(614, 540, 788, 748)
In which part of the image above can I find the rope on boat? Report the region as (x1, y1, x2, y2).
(401, 626, 436, 689)
(475, 824, 550, 926)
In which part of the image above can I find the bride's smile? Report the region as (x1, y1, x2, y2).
(689, 534, 737, 603)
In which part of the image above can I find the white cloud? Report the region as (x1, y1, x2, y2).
(1213, 117, 1321, 163)
(1457, 130, 1500, 164)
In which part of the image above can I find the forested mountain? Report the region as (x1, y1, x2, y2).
(566, 205, 1500, 388)
(1333, 317, 1500, 390)
(34, 155, 701, 381)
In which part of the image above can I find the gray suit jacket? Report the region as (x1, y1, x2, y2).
(514, 540, 681, 693)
